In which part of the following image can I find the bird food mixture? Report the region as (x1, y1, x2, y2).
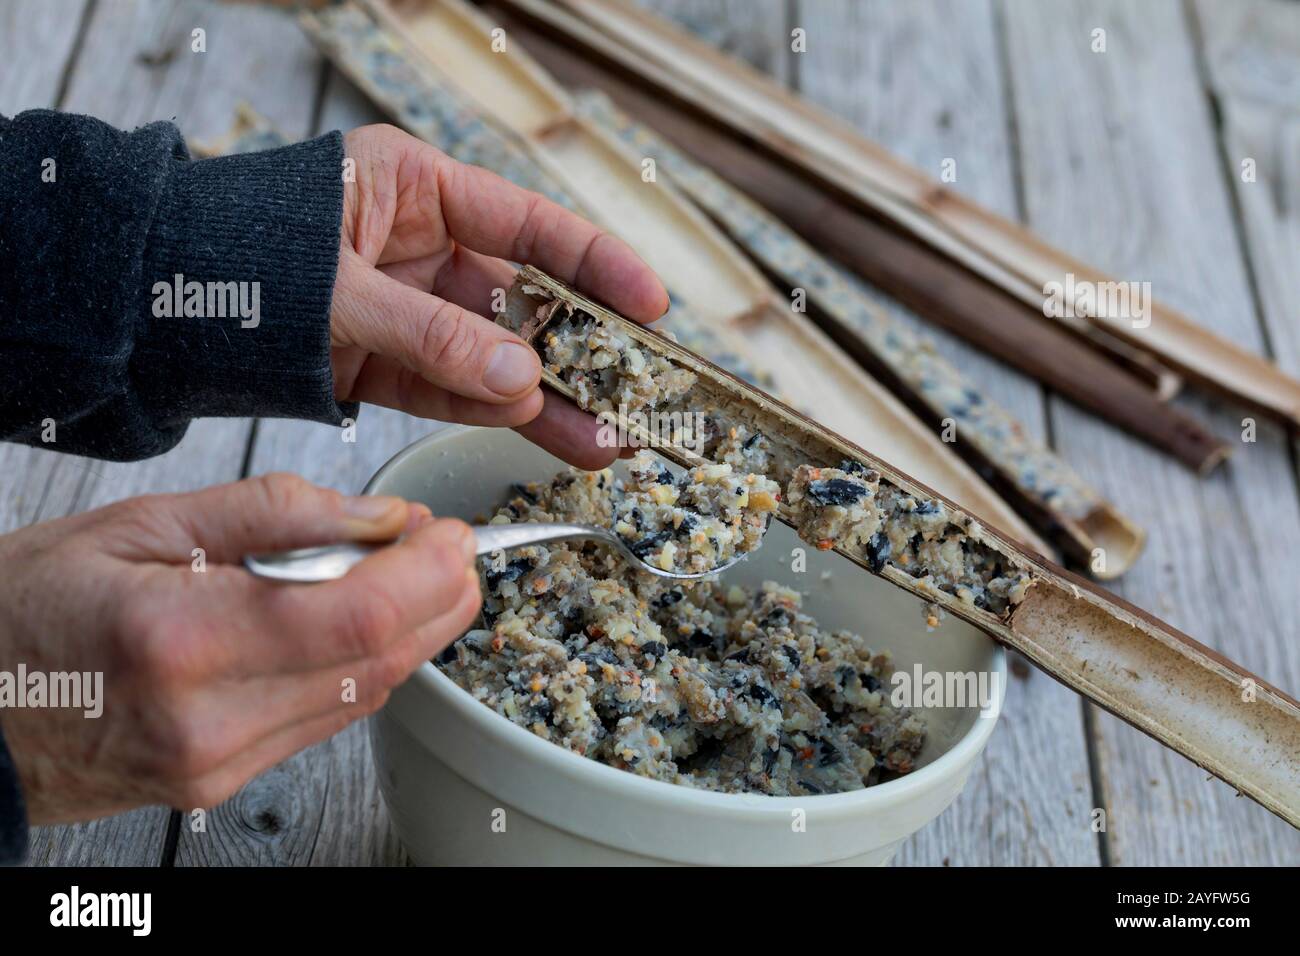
(784, 462, 883, 552)
(534, 305, 1031, 617)
(614, 451, 780, 573)
(542, 309, 698, 414)
(437, 468, 926, 796)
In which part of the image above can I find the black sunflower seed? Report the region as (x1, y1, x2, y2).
(485, 556, 532, 590)
(628, 530, 672, 557)
(807, 477, 867, 507)
(865, 532, 891, 572)
(653, 588, 684, 608)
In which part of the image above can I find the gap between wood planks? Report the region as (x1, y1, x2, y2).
(985, 0, 1115, 867)
(1183, 0, 1300, 509)
(50, 0, 97, 112)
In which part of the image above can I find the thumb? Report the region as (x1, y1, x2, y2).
(333, 251, 541, 402)
(163, 473, 416, 565)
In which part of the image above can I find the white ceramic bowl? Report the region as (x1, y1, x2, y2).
(365, 426, 1005, 866)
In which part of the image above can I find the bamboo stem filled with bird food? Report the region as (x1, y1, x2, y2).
(502, 265, 1300, 830)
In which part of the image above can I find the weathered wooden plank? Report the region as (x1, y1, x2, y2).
(1004, 0, 1300, 865)
(62, 0, 320, 141)
(1195, 0, 1300, 385)
(175, 72, 415, 866)
(10, 0, 325, 866)
(641, 0, 793, 85)
(794, 0, 1098, 867)
(173, 662, 411, 866)
(0, 0, 90, 115)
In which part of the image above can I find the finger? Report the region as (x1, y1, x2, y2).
(378, 255, 444, 295)
(430, 245, 516, 318)
(135, 523, 476, 688)
(335, 251, 541, 402)
(168, 705, 358, 811)
(171, 576, 483, 788)
(403, 502, 433, 532)
(167, 584, 483, 810)
(258, 517, 480, 672)
(513, 389, 622, 471)
(345, 353, 544, 427)
(437, 159, 669, 323)
(257, 577, 481, 731)
(113, 473, 412, 565)
(378, 246, 513, 324)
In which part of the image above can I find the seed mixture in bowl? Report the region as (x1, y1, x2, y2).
(437, 468, 926, 797)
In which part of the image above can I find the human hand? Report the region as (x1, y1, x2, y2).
(330, 124, 669, 469)
(0, 473, 480, 824)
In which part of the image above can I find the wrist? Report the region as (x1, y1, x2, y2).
(136, 130, 356, 428)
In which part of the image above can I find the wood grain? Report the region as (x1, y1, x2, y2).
(62, 0, 320, 141)
(1195, 0, 1300, 386)
(1004, 0, 1300, 864)
(0, 0, 90, 115)
(641, 0, 793, 85)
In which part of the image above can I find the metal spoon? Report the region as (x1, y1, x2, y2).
(243, 521, 753, 584)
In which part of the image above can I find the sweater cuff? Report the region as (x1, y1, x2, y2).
(0, 719, 27, 866)
(137, 131, 355, 428)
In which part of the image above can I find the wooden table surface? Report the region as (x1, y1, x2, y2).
(3, 0, 1298, 866)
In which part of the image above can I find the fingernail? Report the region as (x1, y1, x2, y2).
(343, 495, 404, 522)
(405, 503, 434, 531)
(483, 343, 538, 396)
(457, 523, 477, 562)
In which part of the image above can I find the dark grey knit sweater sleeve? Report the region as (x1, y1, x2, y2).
(0, 110, 352, 864)
(0, 109, 353, 461)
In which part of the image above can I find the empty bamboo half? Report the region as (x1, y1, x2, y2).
(539, 0, 1300, 430)
(487, 0, 1231, 476)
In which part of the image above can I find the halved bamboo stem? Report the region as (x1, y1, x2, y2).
(507, 265, 1300, 830)
(486, 6, 1224, 476)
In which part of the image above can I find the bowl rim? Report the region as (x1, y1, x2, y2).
(366, 426, 1007, 819)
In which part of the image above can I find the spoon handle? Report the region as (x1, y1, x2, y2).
(473, 522, 606, 556)
(243, 523, 604, 583)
